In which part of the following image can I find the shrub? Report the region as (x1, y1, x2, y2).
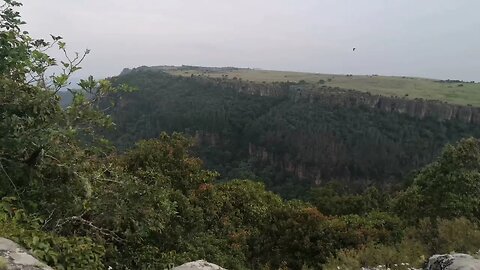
(323, 239, 427, 270)
(437, 217, 480, 254)
(0, 199, 104, 269)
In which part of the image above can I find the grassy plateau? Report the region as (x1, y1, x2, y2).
(154, 66, 480, 107)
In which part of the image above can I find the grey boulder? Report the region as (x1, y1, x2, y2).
(172, 260, 226, 270)
(427, 253, 480, 270)
(0, 237, 52, 270)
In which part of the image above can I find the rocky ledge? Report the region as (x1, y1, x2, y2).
(426, 253, 480, 270)
(0, 238, 52, 270)
(1, 237, 479, 270)
(172, 260, 226, 270)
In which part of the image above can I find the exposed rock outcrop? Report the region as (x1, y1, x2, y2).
(172, 260, 226, 270)
(224, 79, 480, 124)
(167, 254, 480, 270)
(0, 238, 52, 270)
(288, 86, 480, 124)
(120, 67, 480, 124)
(426, 253, 480, 270)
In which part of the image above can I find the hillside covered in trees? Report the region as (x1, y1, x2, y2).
(1, 1, 480, 269)
(106, 68, 480, 197)
(137, 65, 480, 107)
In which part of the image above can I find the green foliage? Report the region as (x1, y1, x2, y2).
(324, 217, 480, 269)
(0, 259, 6, 270)
(3, 2, 480, 270)
(84, 134, 221, 269)
(122, 133, 218, 193)
(166, 67, 480, 107)
(1, 1, 125, 269)
(324, 240, 427, 270)
(0, 0, 29, 80)
(108, 69, 480, 197)
(0, 0, 120, 224)
(394, 138, 480, 222)
(323, 249, 362, 270)
(0, 198, 105, 269)
(201, 180, 283, 230)
(190, 180, 285, 268)
(325, 211, 405, 252)
(436, 217, 480, 254)
(308, 184, 389, 216)
(250, 202, 336, 269)
(408, 217, 480, 255)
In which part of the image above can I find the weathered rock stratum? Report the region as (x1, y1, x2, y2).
(426, 253, 480, 270)
(172, 260, 226, 270)
(0, 238, 52, 270)
(233, 81, 480, 124)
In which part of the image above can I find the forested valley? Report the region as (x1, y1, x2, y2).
(1, 1, 480, 269)
(106, 68, 480, 198)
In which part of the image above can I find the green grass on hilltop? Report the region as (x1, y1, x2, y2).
(164, 68, 480, 107)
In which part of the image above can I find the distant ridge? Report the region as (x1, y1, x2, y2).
(120, 65, 480, 107)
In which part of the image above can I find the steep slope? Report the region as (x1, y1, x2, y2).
(107, 68, 480, 197)
(136, 65, 480, 107)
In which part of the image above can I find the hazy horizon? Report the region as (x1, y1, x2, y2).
(21, 0, 480, 81)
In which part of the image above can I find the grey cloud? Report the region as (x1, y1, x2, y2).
(20, 0, 480, 81)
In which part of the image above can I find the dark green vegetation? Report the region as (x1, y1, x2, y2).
(2, 2, 480, 269)
(158, 65, 480, 107)
(108, 68, 480, 197)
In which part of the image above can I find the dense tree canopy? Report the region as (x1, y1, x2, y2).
(107, 69, 480, 197)
(394, 138, 480, 222)
(1, 1, 480, 269)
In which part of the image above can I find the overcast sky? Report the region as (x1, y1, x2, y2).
(20, 0, 480, 81)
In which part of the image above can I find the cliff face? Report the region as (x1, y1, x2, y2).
(109, 71, 480, 191)
(363, 94, 480, 124)
(187, 80, 480, 186)
(121, 67, 480, 124)
(120, 67, 480, 123)
(248, 143, 323, 185)
(223, 80, 480, 124)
